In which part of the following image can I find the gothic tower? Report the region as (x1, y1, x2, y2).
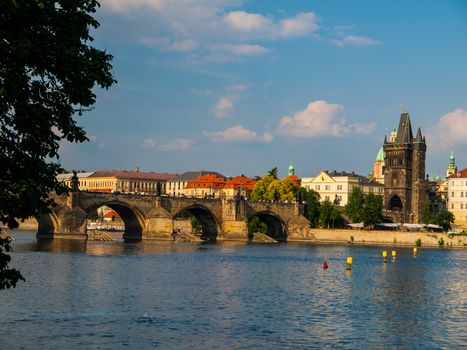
(383, 113, 429, 223)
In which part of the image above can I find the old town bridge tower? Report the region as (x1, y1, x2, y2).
(383, 113, 429, 223)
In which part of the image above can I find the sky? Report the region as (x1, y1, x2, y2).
(60, 0, 467, 179)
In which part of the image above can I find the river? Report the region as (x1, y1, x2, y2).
(1, 230, 466, 349)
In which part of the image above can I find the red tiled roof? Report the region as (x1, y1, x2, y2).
(89, 170, 177, 181)
(186, 174, 226, 189)
(224, 175, 256, 190)
(284, 175, 301, 187)
(449, 168, 467, 178)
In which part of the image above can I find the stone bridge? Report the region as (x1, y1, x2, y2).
(37, 191, 310, 242)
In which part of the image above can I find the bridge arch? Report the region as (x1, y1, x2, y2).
(388, 195, 403, 212)
(85, 201, 145, 240)
(248, 211, 288, 242)
(36, 211, 60, 238)
(173, 204, 221, 242)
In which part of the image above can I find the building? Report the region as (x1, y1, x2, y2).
(301, 170, 384, 206)
(184, 173, 227, 198)
(373, 147, 385, 184)
(383, 113, 429, 223)
(167, 171, 225, 196)
(222, 175, 257, 198)
(447, 168, 467, 229)
(57, 172, 94, 191)
(86, 169, 176, 194)
(284, 164, 301, 187)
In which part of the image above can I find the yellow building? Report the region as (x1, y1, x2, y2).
(57, 172, 94, 191)
(301, 170, 384, 206)
(167, 171, 225, 197)
(86, 170, 176, 194)
(447, 168, 467, 229)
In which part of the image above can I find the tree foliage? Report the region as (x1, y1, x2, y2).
(298, 187, 321, 227)
(0, 0, 115, 289)
(345, 187, 365, 223)
(0, 231, 25, 289)
(0, 0, 115, 228)
(251, 174, 296, 202)
(434, 210, 454, 231)
(248, 216, 267, 240)
(319, 200, 342, 228)
(362, 193, 383, 227)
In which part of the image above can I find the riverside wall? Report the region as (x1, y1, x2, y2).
(291, 228, 467, 248)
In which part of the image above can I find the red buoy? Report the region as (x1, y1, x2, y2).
(323, 260, 329, 269)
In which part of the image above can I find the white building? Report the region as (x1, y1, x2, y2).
(447, 168, 467, 229)
(301, 170, 384, 206)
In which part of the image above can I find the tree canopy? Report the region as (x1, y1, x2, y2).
(0, 0, 115, 289)
(345, 187, 365, 223)
(251, 173, 297, 202)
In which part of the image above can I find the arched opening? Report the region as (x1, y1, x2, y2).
(248, 212, 287, 242)
(86, 202, 144, 241)
(388, 195, 403, 212)
(382, 216, 394, 223)
(36, 213, 57, 238)
(173, 205, 219, 242)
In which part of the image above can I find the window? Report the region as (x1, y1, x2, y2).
(452, 192, 455, 197)
(337, 185, 342, 190)
(462, 192, 464, 197)
(325, 185, 330, 190)
(461, 204, 464, 209)
(315, 185, 320, 190)
(325, 196, 330, 201)
(451, 203, 455, 209)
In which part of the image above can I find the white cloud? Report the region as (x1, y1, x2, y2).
(280, 12, 319, 37)
(213, 96, 234, 118)
(277, 100, 345, 138)
(204, 125, 273, 143)
(333, 35, 382, 47)
(224, 11, 272, 32)
(426, 109, 467, 151)
(141, 138, 157, 148)
(277, 100, 376, 138)
(140, 37, 197, 52)
(100, 1, 322, 62)
(159, 138, 194, 151)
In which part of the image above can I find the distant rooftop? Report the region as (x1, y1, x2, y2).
(170, 170, 226, 182)
(88, 170, 177, 181)
(57, 172, 94, 180)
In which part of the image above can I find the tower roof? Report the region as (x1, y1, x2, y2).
(375, 147, 385, 161)
(395, 113, 413, 144)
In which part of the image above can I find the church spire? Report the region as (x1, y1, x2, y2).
(395, 113, 413, 144)
(414, 127, 423, 142)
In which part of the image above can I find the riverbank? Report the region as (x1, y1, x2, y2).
(290, 228, 467, 248)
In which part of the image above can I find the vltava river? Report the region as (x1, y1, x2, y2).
(2, 230, 466, 349)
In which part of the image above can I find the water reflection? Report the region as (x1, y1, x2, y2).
(3, 230, 466, 349)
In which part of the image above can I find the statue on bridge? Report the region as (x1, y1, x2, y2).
(70, 170, 79, 192)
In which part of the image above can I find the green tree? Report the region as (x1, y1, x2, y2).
(299, 188, 321, 227)
(421, 203, 432, 224)
(362, 193, 383, 227)
(251, 175, 276, 201)
(248, 216, 267, 240)
(278, 178, 296, 202)
(433, 210, 455, 231)
(0, 0, 115, 289)
(319, 200, 341, 228)
(345, 187, 365, 223)
(191, 216, 202, 234)
(89, 209, 99, 221)
(267, 167, 278, 179)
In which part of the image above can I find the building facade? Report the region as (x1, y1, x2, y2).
(301, 170, 384, 206)
(86, 170, 176, 194)
(447, 168, 467, 229)
(383, 113, 429, 223)
(57, 172, 94, 191)
(167, 171, 225, 196)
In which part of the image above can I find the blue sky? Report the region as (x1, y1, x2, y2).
(60, 0, 467, 178)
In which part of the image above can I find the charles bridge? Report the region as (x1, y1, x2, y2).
(37, 191, 311, 242)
